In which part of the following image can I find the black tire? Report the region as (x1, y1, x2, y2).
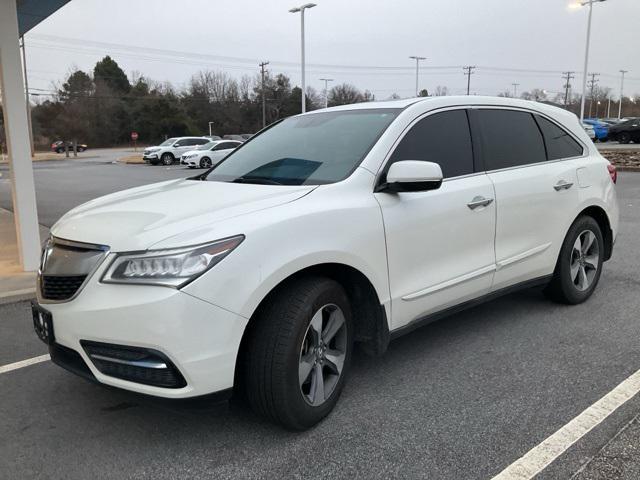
(199, 157, 213, 169)
(544, 215, 604, 305)
(56, 148, 64, 154)
(161, 152, 174, 166)
(243, 276, 353, 430)
(619, 132, 632, 144)
(77, 147, 85, 152)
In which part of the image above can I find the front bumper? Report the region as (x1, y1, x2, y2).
(181, 157, 198, 167)
(39, 277, 248, 399)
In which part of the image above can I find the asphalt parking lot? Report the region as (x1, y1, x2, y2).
(0, 150, 190, 227)
(0, 156, 639, 478)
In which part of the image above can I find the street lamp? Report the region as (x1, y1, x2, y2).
(208, 121, 213, 137)
(570, 0, 607, 122)
(409, 56, 426, 97)
(319, 78, 333, 108)
(289, 3, 317, 113)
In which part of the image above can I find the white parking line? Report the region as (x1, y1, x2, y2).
(0, 354, 50, 374)
(491, 368, 640, 479)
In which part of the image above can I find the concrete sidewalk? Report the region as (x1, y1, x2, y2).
(0, 207, 48, 303)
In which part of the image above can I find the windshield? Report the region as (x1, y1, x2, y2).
(198, 142, 215, 150)
(159, 138, 177, 146)
(205, 109, 399, 185)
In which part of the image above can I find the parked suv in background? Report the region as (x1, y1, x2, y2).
(143, 137, 210, 165)
(180, 140, 242, 169)
(608, 117, 640, 144)
(33, 97, 618, 430)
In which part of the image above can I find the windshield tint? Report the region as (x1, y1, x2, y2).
(205, 109, 399, 185)
(159, 138, 177, 146)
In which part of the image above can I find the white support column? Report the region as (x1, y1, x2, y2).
(0, 0, 41, 271)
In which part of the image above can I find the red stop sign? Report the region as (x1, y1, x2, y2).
(131, 131, 139, 140)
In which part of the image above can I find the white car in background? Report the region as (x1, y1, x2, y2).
(180, 140, 243, 169)
(143, 136, 210, 166)
(582, 122, 596, 140)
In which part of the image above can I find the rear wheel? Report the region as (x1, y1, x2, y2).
(545, 216, 603, 304)
(619, 132, 632, 144)
(243, 276, 352, 430)
(199, 157, 213, 169)
(161, 153, 174, 166)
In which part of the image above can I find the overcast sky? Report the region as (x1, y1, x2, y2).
(24, 0, 640, 101)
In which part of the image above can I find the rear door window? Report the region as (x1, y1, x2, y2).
(476, 109, 547, 170)
(388, 109, 474, 178)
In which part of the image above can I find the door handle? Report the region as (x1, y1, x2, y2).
(467, 196, 494, 210)
(553, 180, 574, 191)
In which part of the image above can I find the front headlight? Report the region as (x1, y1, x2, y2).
(101, 235, 244, 288)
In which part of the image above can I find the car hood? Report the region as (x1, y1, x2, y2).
(52, 179, 315, 251)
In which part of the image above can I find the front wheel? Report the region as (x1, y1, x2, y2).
(243, 276, 352, 430)
(161, 152, 174, 166)
(545, 216, 604, 304)
(619, 132, 632, 144)
(199, 157, 213, 169)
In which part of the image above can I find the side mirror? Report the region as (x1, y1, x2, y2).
(377, 160, 443, 193)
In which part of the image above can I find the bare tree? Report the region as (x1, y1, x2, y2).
(328, 83, 365, 106)
(433, 86, 449, 96)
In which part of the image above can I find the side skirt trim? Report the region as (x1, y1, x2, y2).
(390, 275, 552, 341)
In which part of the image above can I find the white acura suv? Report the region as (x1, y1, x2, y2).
(33, 96, 618, 430)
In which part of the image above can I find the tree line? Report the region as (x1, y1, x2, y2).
(25, 56, 377, 149)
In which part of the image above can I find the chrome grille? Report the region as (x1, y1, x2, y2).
(38, 237, 109, 303)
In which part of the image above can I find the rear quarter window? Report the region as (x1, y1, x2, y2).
(535, 115, 584, 160)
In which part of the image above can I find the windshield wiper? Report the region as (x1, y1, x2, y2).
(231, 176, 284, 185)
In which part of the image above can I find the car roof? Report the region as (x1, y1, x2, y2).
(301, 95, 576, 119)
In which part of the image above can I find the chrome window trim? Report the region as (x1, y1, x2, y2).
(373, 104, 590, 190)
(37, 236, 111, 305)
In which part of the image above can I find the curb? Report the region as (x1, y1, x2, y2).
(0, 288, 36, 305)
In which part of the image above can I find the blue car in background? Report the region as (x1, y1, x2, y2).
(583, 119, 609, 142)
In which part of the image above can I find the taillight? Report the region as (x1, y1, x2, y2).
(607, 164, 617, 184)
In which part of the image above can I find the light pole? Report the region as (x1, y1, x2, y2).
(319, 78, 333, 108)
(409, 56, 426, 97)
(260, 61, 269, 127)
(512, 83, 520, 98)
(208, 122, 213, 136)
(570, 0, 607, 122)
(289, 3, 316, 113)
(618, 70, 628, 119)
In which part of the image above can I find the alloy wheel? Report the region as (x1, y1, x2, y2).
(570, 230, 600, 292)
(298, 304, 347, 407)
